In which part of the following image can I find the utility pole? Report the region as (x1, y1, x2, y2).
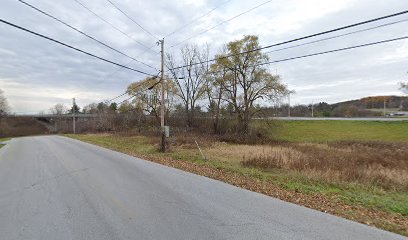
(72, 98, 76, 134)
(159, 39, 165, 152)
(311, 101, 314, 117)
(383, 99, 386, 117)
(288, 93, 291, 117)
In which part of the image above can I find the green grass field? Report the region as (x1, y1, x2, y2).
(271, 120, 408, 142)
(0, 138, 10, 149)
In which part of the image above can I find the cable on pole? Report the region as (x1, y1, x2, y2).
(106, 0, 160, 40)
(263, 18, 408, 55)
(73, 0, 155, 52)
(170, 0, 273, 48)
(164, 0, 233, 39)
(0, 18, 157, 76)
(16, 0, 158, 71)
(258, 35, 408, 67)
(169, 10, 408, 70)
(181, 35, 408, 78)
(105, 73, 160, 103)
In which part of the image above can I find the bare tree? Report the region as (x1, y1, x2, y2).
(0, 89, 10, 117)
(49, 103, 67, 115)
(83, 103, 99, 114)
(401, 82, 408, 91)
(166, 44, 207, 128)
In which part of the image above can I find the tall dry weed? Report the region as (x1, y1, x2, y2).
(241, 142, 408, 190)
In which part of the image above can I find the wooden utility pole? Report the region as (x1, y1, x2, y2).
(72, 98, 76, 134)
(311, 101, 314, 117)
(159, 39, 165, 152)
(383, 99, 387, 117)
(288, 93, 291, 117)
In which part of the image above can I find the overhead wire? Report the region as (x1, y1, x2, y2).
(177, 35, 408, 78)
(105, 73, 160, 103)
(164, 0, 233, 39)
(169, 9, 408, 71)
(16, 0, 158, 71)
(105, 0, 160, 40)
(73, 0, 154, 52)
(95, 43, 160, 104)
(0, 18, 157, 76)
(259, 35, 408, 66)
(263, 18, 408, 55)
(170, 0, 273, 48)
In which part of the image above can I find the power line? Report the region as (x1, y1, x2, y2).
(101, 43, 160, 83)
(181, 35, 408, 78)
(73, 0, 154, 52)
(170, 0, 273, 48)
(90, 32, 408, 112)
(164, 0, 233, 39)
(90, 43, 160, 102)
(169, 10, 408, 70)
(117, 94, 135, 105)
(16, 0, 157, 71)
(263, 18, 408, 55)
(105, 0, 159, 40)
(0, 18, 156, 76)
(107, 91, 130, 102)
(258, 35, 408, 67)
(105, 72, 160, 104)
(116, 86, 154, 106)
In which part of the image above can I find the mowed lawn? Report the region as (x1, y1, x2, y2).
(271, 120, 408, 142)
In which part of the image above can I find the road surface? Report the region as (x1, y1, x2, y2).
(0, 136, 405, 240)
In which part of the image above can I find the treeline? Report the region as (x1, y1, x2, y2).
(45, 35, 408, 136)
(270, 96, 408, 118)
(336, 96, 408, 110)
(80, 35, 289, 135)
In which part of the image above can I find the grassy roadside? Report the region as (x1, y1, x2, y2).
(66, 133, 407, 236)
(0, 138, 10, 149)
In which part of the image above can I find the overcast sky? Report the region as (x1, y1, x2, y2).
(0, 0, 407, 113)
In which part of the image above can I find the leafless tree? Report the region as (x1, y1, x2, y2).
(166, 44, 207, 128)
(82, 103, 99, 114)
(49, 103, 67, 115)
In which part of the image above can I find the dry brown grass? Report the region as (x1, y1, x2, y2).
(0, 116, 48, 137)
(240, 141, 408, 190)
(167, 134, 408, 190)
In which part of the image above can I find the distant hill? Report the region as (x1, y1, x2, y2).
(332, 96, 408, 110)
(320, 95, 408, 117)
(267, 95, 408, 117)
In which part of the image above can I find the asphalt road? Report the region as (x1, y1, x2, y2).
(0, 136, 405, 240)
